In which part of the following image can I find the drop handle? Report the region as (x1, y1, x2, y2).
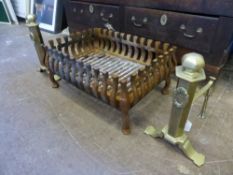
(180, 24, 203, 39)
(100, 12, 113, 22)
(183, 33, 195, 39)
(180, 24, 195, 38)
(131, 16, 148, 27)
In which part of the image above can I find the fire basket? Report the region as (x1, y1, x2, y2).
(28, 20, 177, 134)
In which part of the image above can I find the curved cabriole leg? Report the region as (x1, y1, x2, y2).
(40, 49, 49, 73)
(161, 76, 171, 95)
(48, 69, 59, 88)
(39, 65, 47, 73)
(45, 49, 59, 88)
(121, 112, 130, 135)
(119, 80, 131, 135)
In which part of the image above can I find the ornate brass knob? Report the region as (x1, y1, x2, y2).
(89, 4, 94, 13)
(160, 14, 168, 26)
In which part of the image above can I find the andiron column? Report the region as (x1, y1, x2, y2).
(26, 14, 60, 82)
(26, 14, 47, 72)
(145, 52, 208, 167)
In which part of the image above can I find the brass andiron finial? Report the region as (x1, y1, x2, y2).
(26, 14, 47, 72)
(145, 52, 215, 167)
(26, 14, 60, 83)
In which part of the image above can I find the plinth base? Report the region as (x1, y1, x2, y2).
(144, 125, 205, 167)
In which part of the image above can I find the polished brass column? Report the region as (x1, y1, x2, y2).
(26, 14, 46, 71)
(145, 52, 208, 167)
(26, 14, 60, 82)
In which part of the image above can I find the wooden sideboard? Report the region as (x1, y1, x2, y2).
(64, 0, 233, 75)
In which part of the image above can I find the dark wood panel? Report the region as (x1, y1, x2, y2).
(73, 0, 177, 10)
(176, 0, 233, 18)
(124, 7, 218, 53)
(72, 0, 233, 17)
(65, 0, 233, 75)
(211, 17, 233, 66)
(66, 1, 121, 30)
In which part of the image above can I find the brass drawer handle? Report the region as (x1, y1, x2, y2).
(100, 12, 113, 22)
(183, 33, 195, 39)
(131, 16, 148, 27)
(73, 8, 84, 14)
(180, 24, 203, 39)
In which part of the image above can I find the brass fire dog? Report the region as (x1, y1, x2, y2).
(145, 53, 216, 166)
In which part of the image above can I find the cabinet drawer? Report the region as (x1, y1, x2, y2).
(124, 7, 219, 53)
(66, 1, 120, 30)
